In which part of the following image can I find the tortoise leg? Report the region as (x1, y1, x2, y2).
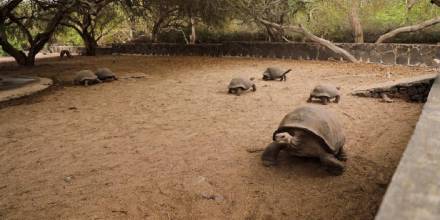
(252, 84, 257, 92)
(97, 79, 103, 84)
(335, 95, 340, 103)
(228, 88, 233, 94)
(84, 80, 89, 87)
(336, 147, 347, 162)
(261, 142, 285, 166)
(320, 154, 345, 175)
(236, 88, 243, 96)
(307, 95, 313, 103)
(114, 76, 118, 80)
(321, 97, 329, 105)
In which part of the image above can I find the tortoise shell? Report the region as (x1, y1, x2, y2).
(273, 105, 345, 154)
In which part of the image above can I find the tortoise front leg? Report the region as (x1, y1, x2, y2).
(307, 95, 313, 103)
(235, 88, 243, 96)
(262, 142, 286, 166)
(320, 97, 329, 105)
(228, 88, 233, 94)
(335, 95, 340, 103)
(252, 84, 257, 92)
(320, 154, 345, 175)
(84, 80, 89, 87)
(336, 147, 347, 162)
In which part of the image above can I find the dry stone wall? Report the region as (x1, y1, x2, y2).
(103, 42, 440, 67)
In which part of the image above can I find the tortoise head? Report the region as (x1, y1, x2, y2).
(274, 132, 300, 146)
(250, 77, 256, 81)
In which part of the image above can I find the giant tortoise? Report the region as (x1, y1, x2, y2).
(262, 67, 292, 81)
(95, 68, 118, 81)
(73, 70, 102, 86)
(261, 105, 347, 175)
(307, 84, 341, 105)
(228, 77, 256, 96)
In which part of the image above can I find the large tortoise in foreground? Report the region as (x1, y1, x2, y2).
(262, 105, 347, 175)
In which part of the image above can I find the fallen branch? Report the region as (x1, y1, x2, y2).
(258, 18, 359, 63)
(376, 16, 440, 43)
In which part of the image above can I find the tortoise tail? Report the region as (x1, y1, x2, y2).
(282, 69, 292, 76)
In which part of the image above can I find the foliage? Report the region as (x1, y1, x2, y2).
(4, 0, 440, 60)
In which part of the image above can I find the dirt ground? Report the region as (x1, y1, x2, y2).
(0, 55, 431, 219)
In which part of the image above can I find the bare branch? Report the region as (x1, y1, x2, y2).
(258, 18, 359, 63)
(376, 16, 440, 43)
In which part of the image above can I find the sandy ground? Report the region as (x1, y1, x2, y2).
(0, 55, 431, 219)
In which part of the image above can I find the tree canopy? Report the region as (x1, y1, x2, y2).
(2, 0, 440, 65)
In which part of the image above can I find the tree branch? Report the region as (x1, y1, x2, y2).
(258, 18, 359, 63)
(376, 16, 440, 43)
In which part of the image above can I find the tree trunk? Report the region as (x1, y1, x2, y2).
(189, 16, 197, 44)
(376, 16, 440, 43)
(258, 18, 359, 63)
(128, 16, 136, 40)
(0, 3, 66, 66)
(152, 17, 164, 43)
(81, 32, 98, 56)
(152, 23, 161, 43)
(350, 1, 364, 43)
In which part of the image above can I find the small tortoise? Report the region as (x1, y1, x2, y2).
(262, 105, 347, 175)
(262, 67, 292, 81)
(307, 84, 341, 105)
(228, 77, 256, 96)
(95, 68, 118, 81)
(73, 70, 102, 86)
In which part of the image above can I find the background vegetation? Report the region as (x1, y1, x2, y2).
(2, 0, 440, 61)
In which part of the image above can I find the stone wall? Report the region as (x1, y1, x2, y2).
(48, 46, 84, 54)
(375, 75, 440, 220)
(352, 74, 438, 103)
(104, 42, 440, 67)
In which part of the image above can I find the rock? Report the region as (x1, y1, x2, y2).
(381, 93, 394, 103)
(64, 176, 73, 183)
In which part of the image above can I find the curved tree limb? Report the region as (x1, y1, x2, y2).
(258, 18, 359, 63)
(376, 16, 440, 43)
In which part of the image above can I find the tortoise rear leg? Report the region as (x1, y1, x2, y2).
(320, 97, 330, 105)
(336, 147, 347, 162)
(252, 84, 257, 92)
(320, 154, 345, 175)
(335, 95, 340, 103)
(262, 142, 285, 166)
